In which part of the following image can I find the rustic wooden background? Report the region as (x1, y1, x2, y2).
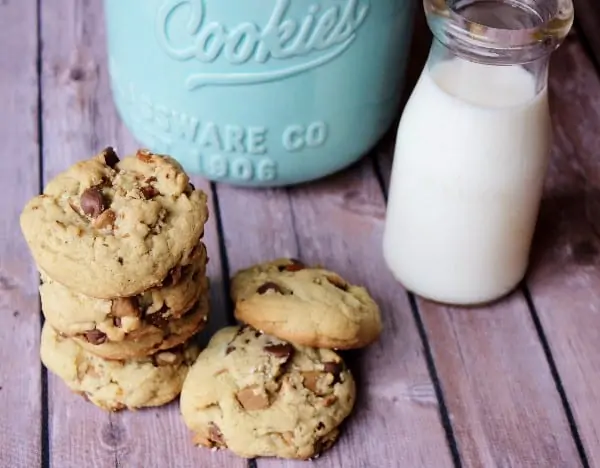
(1, 1, 600, 467)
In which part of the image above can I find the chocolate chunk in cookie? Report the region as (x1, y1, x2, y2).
(180, 326, 356, 460)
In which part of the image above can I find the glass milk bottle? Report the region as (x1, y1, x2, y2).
(383, 0, 574, 305)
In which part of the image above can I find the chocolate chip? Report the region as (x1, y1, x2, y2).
(257, 282, 283, 295)
(117, 257, 123, 265)
(225, 345, 235, 355)
(278, 258, 306, 272)
(140, 185, 159, 200)
(316, 422, 325, 431)
(101, 147, 119, 168)
(236, 385, 270, 411)
(80, 187, 105, 218)
(84, 329, 107, 345)
(111, 297, 140, 318)
(302, 371, 322, 393)
(323, 361, 344, 383)
(208, 423, 226, 447)
(264, 343, 294, 360)
(325, 275, 348, 291)
(145, 310, 169, 329)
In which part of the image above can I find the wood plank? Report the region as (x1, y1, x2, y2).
(217, 162, 454, 466)
(0, 1, 43, 467)
(418, 297, 581, 468)
(375, 9, 582, 467)
(40, 1, 243, 467)
(526, 33, 600, 467)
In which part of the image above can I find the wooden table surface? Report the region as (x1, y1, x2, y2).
(1, 2, 600, 468)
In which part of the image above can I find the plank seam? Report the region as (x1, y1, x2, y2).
(108, 413, 119, 468)
(39, 303, 49, 468)
(210, 182, 237, 325)
(210, 183, 259, 468)
(371, 155, 388, 201)
(36, 0, 49, 466)
(286, 189, 303, 259)
(408, 294, 464, 468)
(522, 286, 591, 468)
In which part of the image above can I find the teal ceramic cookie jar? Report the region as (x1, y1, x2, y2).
(105, 0, 415, 186)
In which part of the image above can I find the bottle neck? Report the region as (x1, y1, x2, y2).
(424, 0, 574, 65)
(426, 38, 550, 95)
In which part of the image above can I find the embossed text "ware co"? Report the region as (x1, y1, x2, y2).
(156, 0, 370, 90)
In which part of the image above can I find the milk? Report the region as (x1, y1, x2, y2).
(383, 57, 551, 305)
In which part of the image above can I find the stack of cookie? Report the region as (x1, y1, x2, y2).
(20, 148, 210, 411)
(181, 258, 382, 460)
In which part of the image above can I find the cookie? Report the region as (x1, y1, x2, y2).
(73, 295, 210, 360)
(40, 242, 208, 341)
(20, 148, 209, 299)
(180, 325, 356, 460)
(231, 259, 382, 349)
(41, 323, 200, 411)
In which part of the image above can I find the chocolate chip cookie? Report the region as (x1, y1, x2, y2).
(40, 242, 208, 342)
(180, 325, 356, 460)
(231, 259, 382, 349)
(73, 294, 210, 360)
(20, 148, 209, 299)
(41, 323, 200, 411)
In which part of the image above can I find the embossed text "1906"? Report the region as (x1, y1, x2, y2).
(156, 0, 370, 89)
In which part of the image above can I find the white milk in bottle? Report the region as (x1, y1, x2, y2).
(383, 0, 574, 305)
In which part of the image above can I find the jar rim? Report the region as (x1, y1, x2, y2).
(424, 0, 574, 63)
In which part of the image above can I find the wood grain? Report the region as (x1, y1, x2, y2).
(217, 159, 454, 467)
(0, 1, 43, 467)
(375, 11, 583, 467)
(419, 296, 581, 468)
(526, 34, 600, 467)
(40, 1, 243, 467)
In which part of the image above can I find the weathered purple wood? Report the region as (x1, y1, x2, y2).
(40, 1, 243, 467)
(0, 1, 43, 467)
